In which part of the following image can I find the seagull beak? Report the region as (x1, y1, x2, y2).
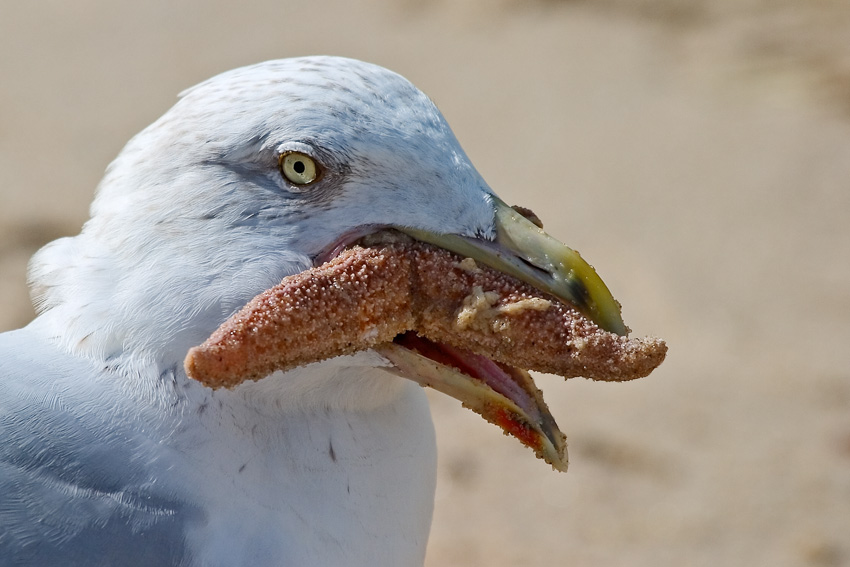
(379, 196, 628, 471)
(398, 196, 627, 336)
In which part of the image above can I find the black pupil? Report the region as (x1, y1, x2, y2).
(293, 160, 305, 174)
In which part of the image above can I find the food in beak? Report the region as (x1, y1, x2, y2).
(184, 237, 666, 469)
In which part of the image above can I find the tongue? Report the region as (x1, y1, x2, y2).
(393, 331, 543, 424)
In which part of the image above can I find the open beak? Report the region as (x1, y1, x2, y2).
(373, 197, 629, 471)
(185, 195, 649, 470)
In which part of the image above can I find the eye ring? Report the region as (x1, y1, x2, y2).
(279, 151, 321, 186)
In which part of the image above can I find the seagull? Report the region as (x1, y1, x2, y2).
(0, 56, 632, 566)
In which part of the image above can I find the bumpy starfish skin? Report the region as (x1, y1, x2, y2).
(185, 241, 667, 389)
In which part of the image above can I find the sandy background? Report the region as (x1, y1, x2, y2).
(1, 1, 848, 565)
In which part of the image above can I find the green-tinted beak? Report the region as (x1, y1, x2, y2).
(399, 196, 628, 336)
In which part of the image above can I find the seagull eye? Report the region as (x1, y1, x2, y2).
(279, 152, 320, 186)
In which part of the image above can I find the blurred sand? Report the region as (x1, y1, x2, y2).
(1, 1, 848, 565)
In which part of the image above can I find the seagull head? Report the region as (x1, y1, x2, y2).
(29, 56, 626, 467)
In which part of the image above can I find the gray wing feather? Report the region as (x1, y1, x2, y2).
(0, 329, 204, 567)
